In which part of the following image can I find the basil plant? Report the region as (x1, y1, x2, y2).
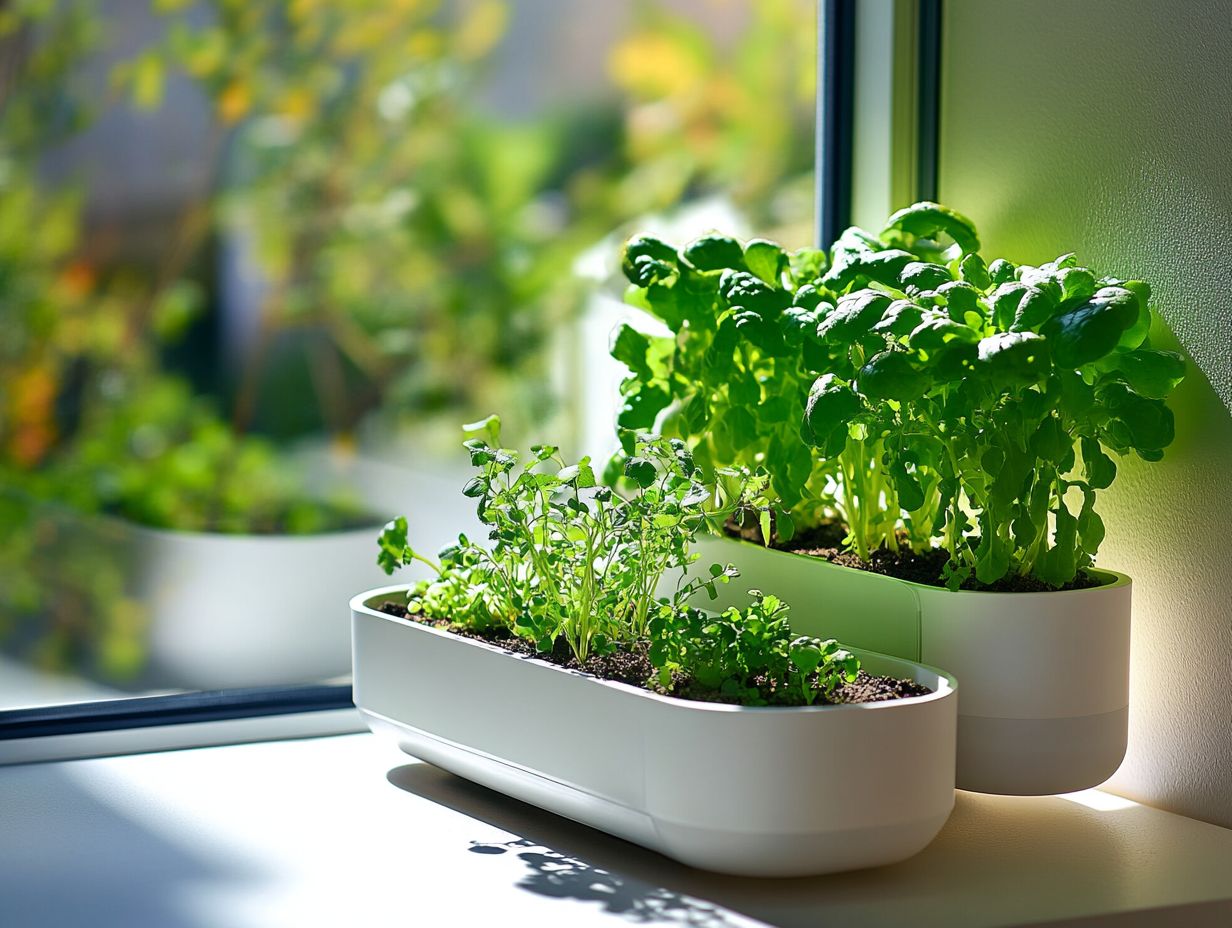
(612, 202, 1185, 589)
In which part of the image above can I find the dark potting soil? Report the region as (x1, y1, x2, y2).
(725, 519, 1102, 593)
(375, 601, 931, 706)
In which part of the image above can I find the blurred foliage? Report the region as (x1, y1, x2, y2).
(0, 0, 814, 680)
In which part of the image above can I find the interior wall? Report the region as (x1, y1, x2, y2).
(938, 0, 1232, 827)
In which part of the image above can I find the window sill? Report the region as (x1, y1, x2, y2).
(2, 732, 1230, 927)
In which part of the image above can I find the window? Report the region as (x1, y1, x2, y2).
(0, 0, 819, 753)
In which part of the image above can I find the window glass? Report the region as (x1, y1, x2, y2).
(0, 0, 815, 712)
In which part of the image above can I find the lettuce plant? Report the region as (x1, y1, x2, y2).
(376, 417, 864, 706)
(614, 203, 1185, 588)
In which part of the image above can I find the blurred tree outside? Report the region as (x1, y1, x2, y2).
(0, 0, 815, 681)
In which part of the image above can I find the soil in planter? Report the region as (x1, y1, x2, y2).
(725, 518, 1102, 593)
(375, 602, 931, 707)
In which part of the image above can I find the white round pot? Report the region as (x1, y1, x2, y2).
(682, 535, 1131, 796)
(352, 585, 958, 877)
(133, 524, 389, 689)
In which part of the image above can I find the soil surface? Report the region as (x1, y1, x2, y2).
(726, 519, 1102, 593)
(375, 602, 931, 706)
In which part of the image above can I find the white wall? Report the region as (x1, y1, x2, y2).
(939, 0, 1232, 827)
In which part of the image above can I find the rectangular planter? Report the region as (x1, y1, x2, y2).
(352, 585, 958, 877)
(687, 534, 1131, 796)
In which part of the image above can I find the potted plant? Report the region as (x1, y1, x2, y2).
(351, 417, 957, 876)
(611, 202, 1185, 794)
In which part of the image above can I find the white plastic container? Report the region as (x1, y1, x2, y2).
(689, 535, 1132, 796)
(351, 585, 958, 877)
(133, 524, 387, 688)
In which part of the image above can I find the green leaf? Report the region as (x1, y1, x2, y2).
(804, 374, 861, 453)
(461, 414, 501, 447)
(1043, 286, 1140, 367)
(1103, 385, 1175, 452)
(899, 261, 953, 292)
(1030, 416, 1070, 464)
(990, 282, 1028, 330)
(1010, 286, 1060, 331)
(890, 460, 925, 512)
(976, 331, 1048, 386)
(815, 290, 893, 344)
(936, 281, 981, 320)
(871, 299, 924, 337)
(732, 309, 785, 354)
(621, 235, 677, 285)
(377, 516, 410, 574)
(728, 372, 761, 406)
(610, 324, 655, 379)
(1114, 280, 1152, 350)
(1058, 267, 1097, 306)
(617, 383, 670, 430)
(908, 313, 979, 350)
(789, 248, 828, 282)
(857, 350, 927, 401)
(682, 233, 745, 272)
(988, 258, 1017, 285)
(840, 248, 915, 290)
(1077, 489, 1106, 556)
(719, 270, 789, 317)
(882, 201, 981, 254)
(557, 459, 597, 488)
(744, 239, 788, 285)
(959, 253, 992, 290)
(1081, 437, 1117, 490)
(789, 638, 823, 675)
(624, 457, 657, 488)
(1100, 349, 1186, 400)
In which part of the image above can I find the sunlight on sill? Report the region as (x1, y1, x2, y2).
(1056, 789, 1139, 812)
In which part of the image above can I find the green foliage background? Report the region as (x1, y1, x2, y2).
(0, 0, 815, 679)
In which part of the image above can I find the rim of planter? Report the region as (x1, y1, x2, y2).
(708, 534, 1131, 596)
(352, 584, 960, 711)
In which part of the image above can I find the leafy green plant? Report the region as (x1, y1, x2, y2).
(614, 203, 1186, 589)
(612, 233, 833, 537)
(376, 417, 864, 706)
(379, 415, 764, 662)
(648, 591, 858, 705)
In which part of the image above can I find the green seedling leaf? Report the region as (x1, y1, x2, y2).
(624, 456, 657, 488)
(462, 414, 501, 447)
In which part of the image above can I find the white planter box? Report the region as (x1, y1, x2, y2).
(686, 535, 1131, 796)
(351, 585, 958, 877)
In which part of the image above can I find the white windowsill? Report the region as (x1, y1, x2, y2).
(2, 732, 1230, 928)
